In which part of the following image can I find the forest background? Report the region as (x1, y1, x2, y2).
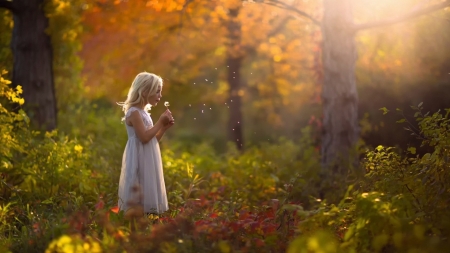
(1, 0, 450, 252)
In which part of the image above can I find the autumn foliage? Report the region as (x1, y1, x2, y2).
(1, 0, 450, 252)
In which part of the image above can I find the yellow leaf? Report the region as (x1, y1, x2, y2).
(273, 55, 282, 62)
(16, 85, 23, 94)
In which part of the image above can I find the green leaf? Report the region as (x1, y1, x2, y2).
(379, 107, 389, 115)
(218, 240, 231, 253)
(373, 234, 389, 251)
(42, 198, 53, 204)
(344, 226, 355, 241)
(407, 147, 416, 154)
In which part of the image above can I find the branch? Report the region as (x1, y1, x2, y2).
(354, 0, 450, 31)
(0, 0, 17, 13)
(255, 0, 321, 26)
(267, 15, 293, 37)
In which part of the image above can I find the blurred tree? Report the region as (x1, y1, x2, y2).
(261, 0, 450, 171)
(225, 0, 245, 150)
(223, 0, 314, 150)
(0, 0, 85, 130)
(0, 0, 56, 130)
(80, 0, 315, 150)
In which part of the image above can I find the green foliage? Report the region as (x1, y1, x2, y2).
(0, 0, 86, 116)
(289, 105, 450, 253)
(0, 10, 12, 72)
(0, 72, 108, 252)
(3, 68, 450, 252)
(45, 0, 86, 109)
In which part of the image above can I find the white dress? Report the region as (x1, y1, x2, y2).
(118, 107, 168, 214)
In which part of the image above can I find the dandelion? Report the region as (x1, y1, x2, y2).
(164, 101, 170, 109)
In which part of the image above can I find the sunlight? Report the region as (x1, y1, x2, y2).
(353, 0, 416, 23)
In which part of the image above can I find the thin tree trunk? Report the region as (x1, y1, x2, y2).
(11, 0, 57, 130)
(321, 0, 358, 171)
(226, 7, 244, 150)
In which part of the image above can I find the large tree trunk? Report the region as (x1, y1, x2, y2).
(226, 7, 244, 150)
(321, 0, 358, 171)
(11, 0, 57, 130)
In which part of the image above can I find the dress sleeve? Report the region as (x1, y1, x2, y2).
(125, 107, 139, 119)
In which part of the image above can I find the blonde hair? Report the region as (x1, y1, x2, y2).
(118, 72, 163, 114)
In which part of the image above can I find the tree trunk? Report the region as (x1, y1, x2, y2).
(226, 7, 244, 150)
(11, 0, 57, 130)
(321, 0, 358, 171)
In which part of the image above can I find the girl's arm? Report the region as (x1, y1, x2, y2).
(127, 110, 169, 144)
(156, 120, 175, 141)
(156, 129, 165, 142)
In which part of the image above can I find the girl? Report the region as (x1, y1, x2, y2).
(117, 72, 174, 216)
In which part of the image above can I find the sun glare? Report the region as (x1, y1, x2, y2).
(353, 0, 416, 23)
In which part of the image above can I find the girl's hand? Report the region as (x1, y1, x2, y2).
(163, 120, 175, 130)
(159, 110, 172, 125)
(163, 109, 175, 130)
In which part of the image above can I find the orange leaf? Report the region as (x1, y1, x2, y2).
(110, 206, 119, 213)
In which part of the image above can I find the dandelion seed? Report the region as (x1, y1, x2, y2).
(209, 108, 212, 110)
(233, 129, 235, 131)
(194, 118, 196, 120)
(237, 121, 240, 124)
(205, 79, 208, 81)
(227, 66, 229, 67)
(231, 100, 233, 102)
(215, 68, 217, 70)
(189, 104, 191, 107)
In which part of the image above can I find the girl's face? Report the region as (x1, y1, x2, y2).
(146, 85, 162, 106)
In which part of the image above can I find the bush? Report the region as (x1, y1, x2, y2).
(289, 104, 450, 253)
(3, 69, 450, 253)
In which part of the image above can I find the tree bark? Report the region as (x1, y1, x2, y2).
(10, 0, 57, 130)
(226, 7, 244, 150)
(321, 0, 358, 170)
